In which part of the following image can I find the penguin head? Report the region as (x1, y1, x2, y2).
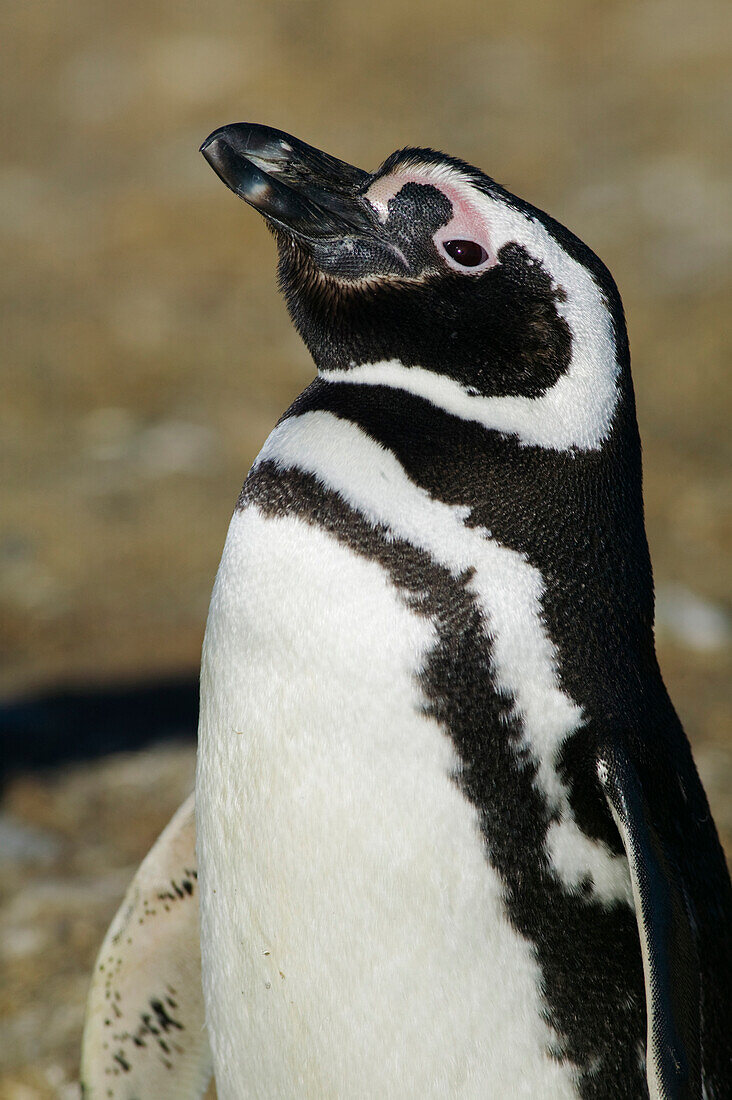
(202, 124, 629, 452)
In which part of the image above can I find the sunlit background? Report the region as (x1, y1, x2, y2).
(1, 0, 730, 1094)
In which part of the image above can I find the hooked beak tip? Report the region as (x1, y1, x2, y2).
(199, 123, 377, 242)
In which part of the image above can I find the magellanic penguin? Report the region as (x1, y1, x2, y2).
(81, 125, 732, 1100)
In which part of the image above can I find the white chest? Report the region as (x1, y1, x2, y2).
(196, 503, 580, 1100)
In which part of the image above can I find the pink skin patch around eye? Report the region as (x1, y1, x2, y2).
(364, 170, 497, 274)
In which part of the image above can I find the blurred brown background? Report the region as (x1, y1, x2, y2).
(1, 0, 730, 1095)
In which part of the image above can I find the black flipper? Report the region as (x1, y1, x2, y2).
(597, 744, 702, 1099)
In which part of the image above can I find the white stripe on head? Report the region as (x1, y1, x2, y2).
(330, 163, 620, 452)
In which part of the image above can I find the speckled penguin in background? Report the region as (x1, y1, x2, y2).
(82, 125, 732, 1099)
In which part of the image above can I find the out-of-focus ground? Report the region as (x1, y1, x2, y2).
(1, 0, 730, 1095)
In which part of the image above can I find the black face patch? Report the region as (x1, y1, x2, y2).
(268, 145, 636, 403)
(300, 180, 452, 282)
(272, 156, 589, 399)
(278, 237, 571, 399)
(379, 181, 453, 267)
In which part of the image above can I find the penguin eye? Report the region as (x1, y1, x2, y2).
(441, 239, 489, 267)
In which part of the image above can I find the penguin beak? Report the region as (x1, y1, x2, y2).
(200, 123, 378, 243)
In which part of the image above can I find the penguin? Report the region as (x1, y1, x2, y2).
(81, 124, 731, 1100)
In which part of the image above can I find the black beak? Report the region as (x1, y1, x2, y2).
(200, 123, 377, 242)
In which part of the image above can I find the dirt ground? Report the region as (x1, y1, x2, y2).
(1, 0, 730, 1095)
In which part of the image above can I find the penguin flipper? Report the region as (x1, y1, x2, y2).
(81, 793, 213, 1099)
(596, 744, 701, 1100)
